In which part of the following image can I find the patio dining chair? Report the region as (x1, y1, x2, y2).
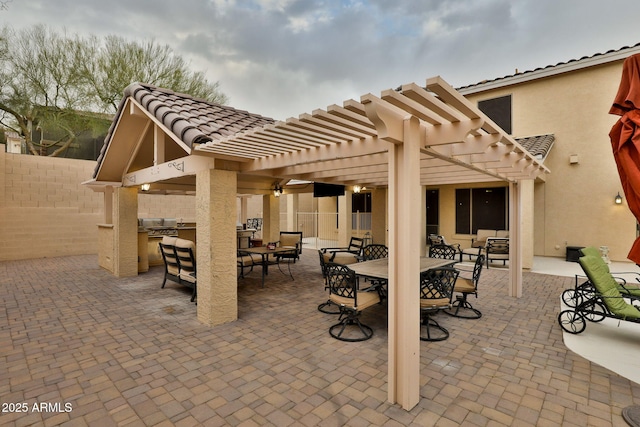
(275, 231, 303, 264)
(174, 238, 197, 303)
(322, 237, 365, 262)
(325, 262, 380, 342)
(428, 243, 458, 260)
(428, 234, 461, 253)
(317, 250, 341, 314)
(360, 244, 388, 261)
(159, 236, 180, 289)
(237, 250, 262, 279)
(444, 254, 485, 319)
(419, 267, 459, 341)
(359, 244, 389, 300)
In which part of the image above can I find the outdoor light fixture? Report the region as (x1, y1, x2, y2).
(353, 185, 362, 194)
(141, 183, 151, 192)
(273, 182, 282, 197)
(615, 192, 623, 205)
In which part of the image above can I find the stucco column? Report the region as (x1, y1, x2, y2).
(239, 196, 248, 226)
(113, 187, 138, 277)
(371, 188, 387, 245)
(262, 194, 280, 244)
(196, 169, 238, 326)
(286, 193, 299, 232)
(337, 190, 353, 246)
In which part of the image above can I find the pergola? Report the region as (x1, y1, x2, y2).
(86, 76, 549, 410)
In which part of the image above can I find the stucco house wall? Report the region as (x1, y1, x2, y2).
(462, 60, 636, 261)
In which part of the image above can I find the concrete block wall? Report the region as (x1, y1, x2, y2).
(0, 149, 201, 262)
(0, 150, 103, 261)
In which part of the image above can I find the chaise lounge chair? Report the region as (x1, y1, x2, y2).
(558, 253, 640, 334)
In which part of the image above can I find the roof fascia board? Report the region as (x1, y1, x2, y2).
(92, 99, 132, 181)
(459, 46, 640, 95)
(122, 155, 219, 187)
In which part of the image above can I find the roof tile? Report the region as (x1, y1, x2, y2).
(516, 134, 555, 160)
(94, 83, 274, 178)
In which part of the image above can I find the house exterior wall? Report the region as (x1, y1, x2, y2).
(462, 60, 636, 261)
(431, 183, 508, 243)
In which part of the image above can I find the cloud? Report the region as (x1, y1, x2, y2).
(3, 0, 640, 119)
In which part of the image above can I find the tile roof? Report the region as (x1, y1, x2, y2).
(516, 134, 555, 161)
(93, 83, 274, 178)
(458, 42, 640, 92)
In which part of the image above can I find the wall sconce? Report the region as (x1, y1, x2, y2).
(615, 192, 623, 205)
(141, 183, 151, 192)
(273, 182, 282, 197)
(353, 185, 362, 194)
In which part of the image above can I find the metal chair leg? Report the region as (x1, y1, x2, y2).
(329, 309, 374, 342)
(443, 294, 482, 319)
(318, 300, 341, 314)
(420, 312, 449, 341)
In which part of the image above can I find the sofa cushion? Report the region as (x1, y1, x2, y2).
(473, 229, 496, 247)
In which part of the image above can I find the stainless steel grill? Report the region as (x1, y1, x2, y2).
(147, 227, 179, 237)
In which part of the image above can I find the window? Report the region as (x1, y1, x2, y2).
(478, 95, 512, 134)
(426, 189, 439, 236)
(455, 187, 508, 234)
(352, 192, 371, 230)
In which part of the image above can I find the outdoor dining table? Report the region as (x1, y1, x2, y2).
(348, 256, 457, 281)
(238, 245, 297, 287)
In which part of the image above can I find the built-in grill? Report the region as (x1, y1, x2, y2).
(140, 218, 179, 237)
(147, 226, 179, 237)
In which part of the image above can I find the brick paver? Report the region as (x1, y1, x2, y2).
(1, 252, 639, 426)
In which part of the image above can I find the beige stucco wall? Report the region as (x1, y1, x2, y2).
(464, 61, 636, 262)
(0, 149, 103, 261)
(0, 148, 203, 262)
(139, 194, 196, 222)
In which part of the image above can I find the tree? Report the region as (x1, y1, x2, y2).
(0, 25, 228, 157)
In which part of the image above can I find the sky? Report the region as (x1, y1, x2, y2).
(3, 0, 640, 120)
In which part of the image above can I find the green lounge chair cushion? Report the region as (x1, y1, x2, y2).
(579, 255, 640, 320)
(580, 246, 601, 259)
(579, 248, 640, 297)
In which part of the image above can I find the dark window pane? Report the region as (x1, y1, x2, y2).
(455, 189, 471, 234)
(478, 95, 512, 134)
(471, 187, 507, 232)
(351, 193, 371, 213)
(426, 189, 439, 236)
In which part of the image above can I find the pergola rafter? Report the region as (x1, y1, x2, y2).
(195, 77, 548, 188)
(88, 77, 551, 414)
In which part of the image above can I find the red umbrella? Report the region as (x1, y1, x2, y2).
(610, 53, 640, 264)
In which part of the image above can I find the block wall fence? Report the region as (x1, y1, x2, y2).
(0, 148, 197, 262)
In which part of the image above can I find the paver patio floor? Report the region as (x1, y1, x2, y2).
(1, 251, 639, 426)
